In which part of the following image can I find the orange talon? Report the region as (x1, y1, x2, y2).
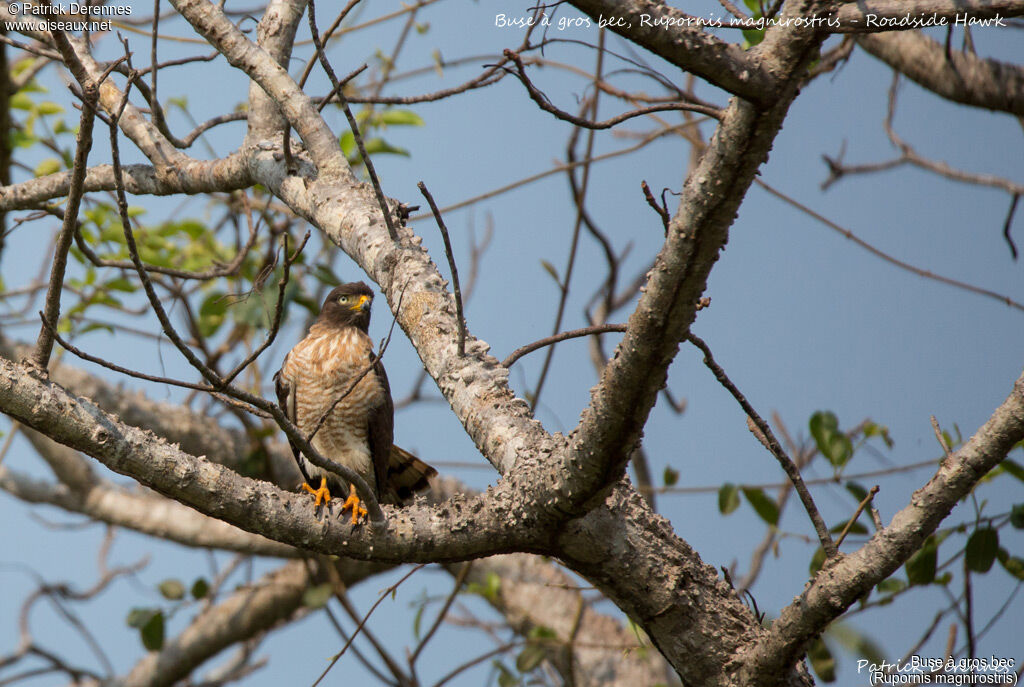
(302, 476, 332, 507)
(340, 483, 367, 525)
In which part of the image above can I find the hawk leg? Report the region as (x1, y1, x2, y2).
(302, 476, 332, 507)
(340, 483, 368, 525)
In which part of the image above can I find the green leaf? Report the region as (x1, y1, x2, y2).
(303, 583, 334, 609)
(339, 131, 355, 157)
(1001, 459, 1024, 483)
(809, 547, 826, 576)
(140, 611, 165, 651)
(965, 527, 999, 573)
(845, 481, 868, 503)
(495, 662, 520, 687)
(807, 637, 836, 683)
(718, 483, 741, 515)
(516, 644, 546, 673)
(412, 603, 425, 640)
(33, 158, 61, 177)
(830, 520, 867, 535)
(158, 579, 185, 600)
(198, 292, 228, 338)
(862, 421, 894, 448)
(361, 137, 409, 157)
(126, 607, 158, 629)
(741, 486, 779, 526)
(1011, 504, 1024, 529)
(467, 572, 502, 602)
(528, 625, 557, 640)
(742, 28, 766, 47)
(191, 578, 210, 600)
(876, 578, 905, 595)
(104, 277, 136, 293)
(35, 101, 64, 116)
(377, 109, 424, 127)
(10, 92, 34, 110)
(662, 466, 679, 487)
(996, 549, 1024, 580)
(539, 260, 560, 283)
(77, 322, 114, 335)
(905, 536, 938, 585)
(809, 411, 853, 469)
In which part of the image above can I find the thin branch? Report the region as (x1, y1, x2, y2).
(312, 564, 426, 687)
(531, 43, 605, 411)
(641, 180, 670, 233)
(410, 562, 472, 666)
(503, 324, 627, 368)
(418, 182, 466, 356)
(307, 0, 397, 241)
(71, 210, 260, 280)
(687, 333, 837, 558)
(931, 415, 954, 461)
(222, 231, 309, 385)
(756, 179, 1024, 314)
(501, 49, 722, 129)
(834, 485, 879, 548)
(1004, 194, 1019, 260)
(32, 80, 100, 370)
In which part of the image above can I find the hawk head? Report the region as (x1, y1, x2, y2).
(318, 281, 375, 332)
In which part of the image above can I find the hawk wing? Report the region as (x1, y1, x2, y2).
(367, 355, 394, 503)
(273, 358, 311, 485)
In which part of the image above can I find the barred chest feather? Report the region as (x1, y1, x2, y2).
(280, 323, 384, 486)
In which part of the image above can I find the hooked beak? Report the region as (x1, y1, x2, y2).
(350, 294, 371, 312)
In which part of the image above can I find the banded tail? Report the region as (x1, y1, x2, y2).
(385, 445, 437, 503)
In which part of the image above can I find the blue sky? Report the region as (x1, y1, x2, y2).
(0, 1, 1021, 685)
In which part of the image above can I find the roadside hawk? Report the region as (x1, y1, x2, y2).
(274, 282, 436, 523)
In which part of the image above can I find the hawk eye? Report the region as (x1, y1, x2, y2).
(338, 295, 349, 304)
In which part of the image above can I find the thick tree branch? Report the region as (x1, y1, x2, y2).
(0, 462, 298, 557)
(0, 356, 550, 564)
(170, 0, 348, 177)
(244, 0, 308, 143)
(0, 157, 253, 212)
(856, 31, 1024, 116)
(558, 70, 822, 513)
(118, 561, 309, 687)
(565, 0, 775, 104)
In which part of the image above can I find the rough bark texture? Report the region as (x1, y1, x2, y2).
(857, 31, 1024, 115)
(1, 0, 1022, 684)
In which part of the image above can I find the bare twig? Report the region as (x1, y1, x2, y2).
(418, 181, 466, 356)
(756, 179, 1024, 314)
(687, 333, 837, 558)
(1003, 194, 1019, 261)
(32, 83, 100, 371)
(834, 485, 880, 548)
(503, 324, 627, 368)
(222, 231, 309, 385)
(308, 0, 397, 241)
(931, 415, 954, 461)
(641, 180, 670, 233)
(501, 49, 722, 127)
(312, 564, 427, 687)
(410, 562, 473, 666)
